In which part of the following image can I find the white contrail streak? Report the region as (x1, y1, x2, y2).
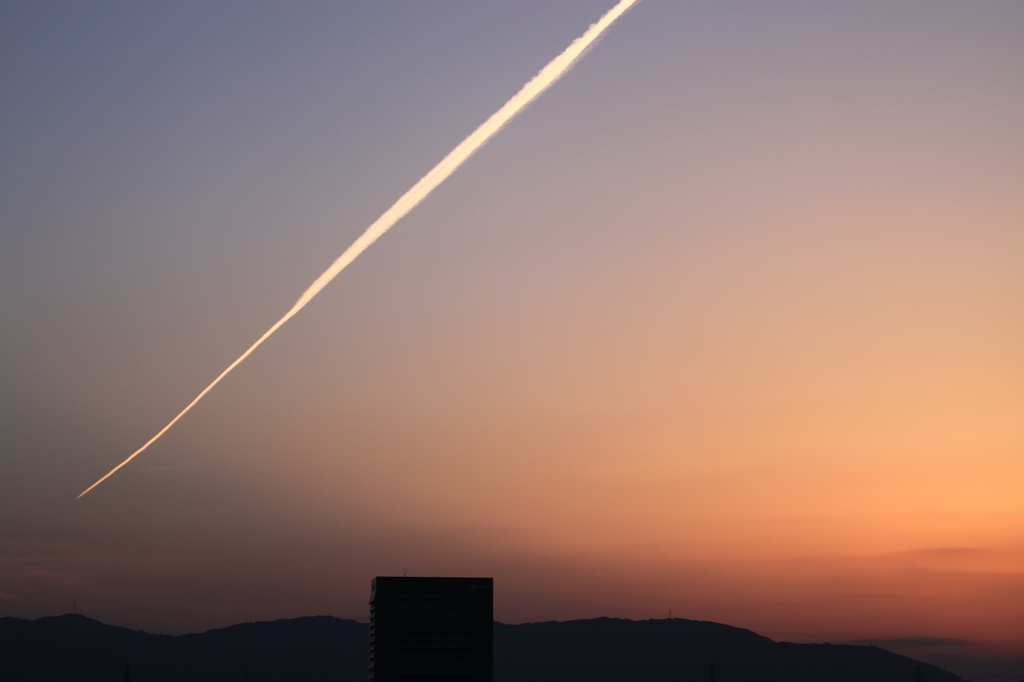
(78, 0, 638, 498)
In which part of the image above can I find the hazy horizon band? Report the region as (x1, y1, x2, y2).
(78, 0, 639, 498)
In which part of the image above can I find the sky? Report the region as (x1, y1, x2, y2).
(2, 0, 1023, 658)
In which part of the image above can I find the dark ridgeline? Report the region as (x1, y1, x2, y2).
(369, 576, 493, 682)
(494, 617, 970, 682)
(0, 613, 368, 682)
(0, 613, 971, 682)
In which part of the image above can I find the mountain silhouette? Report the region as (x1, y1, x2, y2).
(0, 613, 963, 682)
(494, 617, 961, 682)
(0, 614, 366, 681)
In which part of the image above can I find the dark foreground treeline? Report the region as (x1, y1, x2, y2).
(0, 613, 963, 682)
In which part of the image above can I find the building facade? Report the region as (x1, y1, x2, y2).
(369, 576, 493, 682)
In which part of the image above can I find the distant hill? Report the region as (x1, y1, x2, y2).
(495, 618, 962, 682)
(0, 614, 367, 682)
(0, 613, 963, 682)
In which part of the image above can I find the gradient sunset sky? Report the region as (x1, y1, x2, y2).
(2, 0, 1022, 655)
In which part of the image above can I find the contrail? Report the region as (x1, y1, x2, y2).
(78, 0, 638, 498)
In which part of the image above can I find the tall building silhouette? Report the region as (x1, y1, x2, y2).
(369, 577, 493, 682)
